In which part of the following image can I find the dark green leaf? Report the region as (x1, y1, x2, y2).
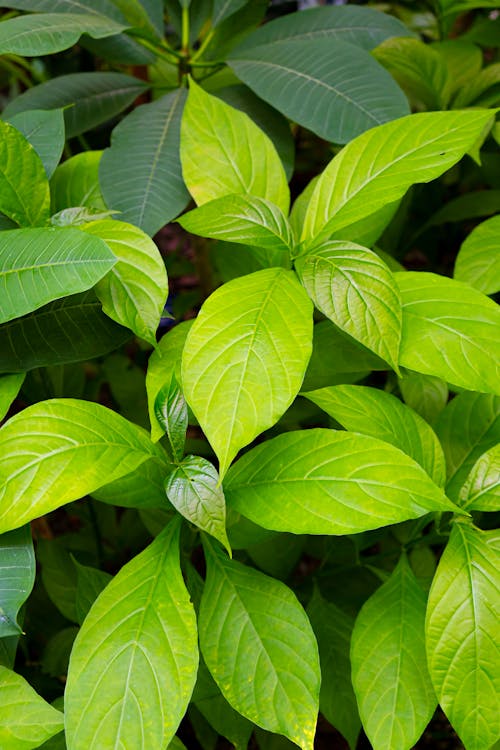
(0, 373, 25, 421)
(73, 559, 112, 624)
(6, 109, 64, 179)
(154, 373, 188, 462)
(0, 526, 35, 637)
(37, 539, 78, 622)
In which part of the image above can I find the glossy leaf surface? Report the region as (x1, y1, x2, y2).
(182, 269, 313, 478)
(154, 373, 188, 463)
(199, 539, 320, 749)
(6, 109, 64, 179)
(454, 215, 500, 295)
(224, 428, 455, 534)
(65, 519, 198, 750)
(0, 526, 35, 637)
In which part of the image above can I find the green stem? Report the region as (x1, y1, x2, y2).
(181, 5, 190, 55)
(126, 30, 183, 64)
(191, 27, 215, 63)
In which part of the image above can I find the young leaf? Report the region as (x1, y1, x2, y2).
(0, 290, 130, 373)
(307, 588, 360, 750)
(0, 398, 167, 533)
(224, 428, 456, 535)
(181, 79, 289, 214)
(6, 109, 65, 179)
(302, 109, 494, 245)
(65, 518, 198, 750)
(155, 373, 188, 463)
(199, 538, 320, 749)
(50, 151, 107, 212)
(454, 215, 500, 295)
(426, 522, 500, 750)
(100, 90, 190, 236)
(351, 555, 437, 750)
(398, 370, 448, 425)
(73, 559, 113, 625)
(302, 385, 446, 486)
(459, 445, 500, 512)
(396, 272, 500, 396)
(80, 219, 168, 344)
(51, 206, 116, 227)
(38, 539, 78, 623)
(178, 194, 294, 252)
(229, 37, 409, 145)
(0, 665, 64, 749)
(146, 321, 193, 442)
(0, 12, 128, 56)
(295, 241, 402, 371)
(0, 227, 116, 325)
(0, 373, 25, 421)
(0, 526, 35, 637)
(182, 268, 313, 478)
(434, 392, 500, 503)
(0, 120, 50, 227)
(3, 72, 149, 138)
(165, 456, 230, 553)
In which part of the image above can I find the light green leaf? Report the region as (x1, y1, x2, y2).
(51, 206, 116, 226)
(50, 151, 107, 212)
(0, 120, 50, 227)
(307, 588, 360, 750)
(100, 90, 190, 236)
(91, 456, 174, 509)
(73, 559, 112, 625)
(181, 79, 289, 214)
(199, 539, 320, 750)
(453, 62, 500, 108)
(80, 219, 168, 344)
(0, 398, 167, 534)
(38, 539, 78, 622)
(454, 215, 500, 295)
(182, 268, 313, 478)
(352, 554, 436, 750)
(0, 290, 130, 373)
(165, 456, 230, 553)
(302, 385, 446, 486)
(302, 109, 494, 245)
(3, 72, 149, 138)
(396, 272, 500, 396)
(0, 12, 128, 56)
(224, 428, 456, 535)
(459, 445, 500, 512)
(398, 371, 448, 425)
(6, 109, 64, 179)
(426, 522, 500, 750)
(0, 373, 25, 421)
(65, 518, 198, 750)
(111, 0, 162, 35)
(0, 666, 64, 749)
(432, 40, 483, 98)
(154, 373, 188, 463)
(0, 227, 116, 325)
(0, 526, 35, 637)
(146, 321, 193, 442)
(229, 37, 409, 146)
(434, 392, 500, 504)
(179, 194, 293, 252)
(296, 241, 402, 371)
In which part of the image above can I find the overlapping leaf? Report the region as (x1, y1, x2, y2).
(454, 215, 500, 295)
(6, 109, 64, 179)
(50, 151, 107, 212)
(0, 373, 25, 422)
(459, 445, 500, 512)
(0, 526, 35, 637)
(398, 371, 448, 425)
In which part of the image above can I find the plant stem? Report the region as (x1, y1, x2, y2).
(181, 6, 190, 55)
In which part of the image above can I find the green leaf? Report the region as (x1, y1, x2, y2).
(6, 109, 64, 179)
(302, 385, 446, 486)
(0, 120, 50, 227)
(146, 321, 193, 442)
(224, 428, 456, 535)
(454, 215, 500, 295)
(65, 518, 198, 750)
(0, 398, 166, 534)
(1, 0, 125, 21)
(111, 0, 162, 35)
(80, 219, 168, 343)
(229, 37, 409, 145)
(0, 526, 35, 637)
(302, 109, 494, 245)
(432, 40, 483, 97)
(165, 456, 230, 553)
(0, 666, 64, 749)
(181, 79, 289, 214)
(182, 268, 313, 478)
(154, 374, 188, 463)
(453, 62, 500, 108)
(351, 554, 436, 750)
(0, 373, 25, 421)
(0, 227, 116, 325)
(459, 445, 500, 512)
(307, 588, 360, 750)
(0, 12, 128, 56)
(179, 194, 293, 252)
(3, 72, 149, 138)
(296, 241, 402, 372)
(50, 151, 107, 212)
(212, 241, 291, 283)
(51, 206, 116, 226)
(212, 0, 249, 27)
(199, 539, 320, 749)
(411, 190, 500, 243)
(426, 522, 500, 750)
(396, 272, 500, 396)
(434, 392, 500, 504)
(73, 559, 112, 624)
(38, 539, 78, 622)
(398, 371, 448, 425)
(91, 456, 174, 509)
(0, 290, 130, 373)
(100, 90, 190, 236)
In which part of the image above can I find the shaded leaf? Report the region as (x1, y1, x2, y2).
(454, 215, 500, 295)
(0, 373, 25, 422)
(398, 371, 448, 425)
(73, 559, 112, 624)
(0, 526, 35, 637)
(38, 539, 78, 622)
(6, 109, 64, 179)
(92, 456, 174, 509)
(50, 151, 107, 212)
